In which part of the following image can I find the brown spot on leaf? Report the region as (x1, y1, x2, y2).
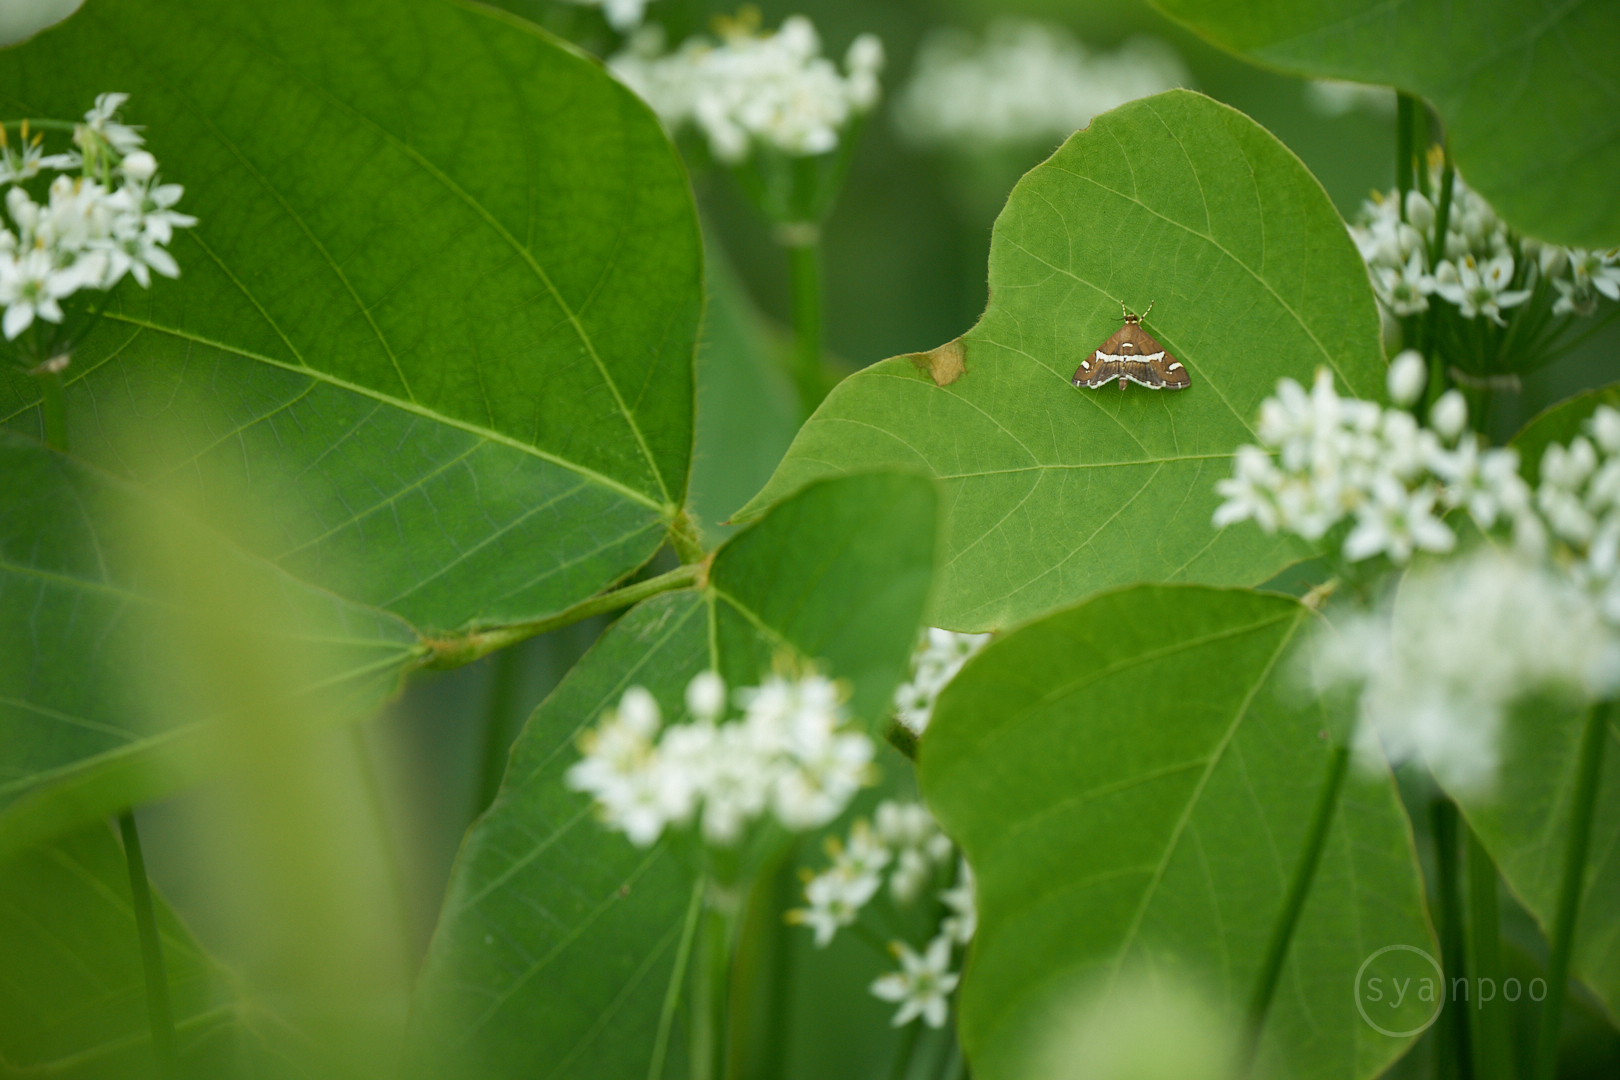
(907, 338, 966, 387)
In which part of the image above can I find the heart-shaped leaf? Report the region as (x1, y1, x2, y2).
(0, 0, 701, 634)
(737, 90, 1383, 630)
(1152, 0, 1620, 248)
(920, 585, 1434, 1080)
(407, 471, 937, 1077)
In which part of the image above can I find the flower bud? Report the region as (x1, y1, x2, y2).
(1431, 390, 1469, 441)
(685, 670, 727, 722)
(119, 150, 157, 181)
(1404, 190, 1434, 234)
(1386, 349, 1427, 407)
(1539, 244, 1570, 278)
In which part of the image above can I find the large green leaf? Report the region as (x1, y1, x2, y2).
(738, 90, 1382, 631)
(920, 585, 1434, 1080)
(0, 0, 701, 635)
(407, 471, 937, 1078)
(1151, 0, 1620, 248)
(0, 431, 420, 860)
(0, 824, 233, 1077)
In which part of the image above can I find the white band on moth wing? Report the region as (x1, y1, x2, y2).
(1167, 362, 1182, 372)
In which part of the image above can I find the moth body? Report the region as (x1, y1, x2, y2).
(1073, 307, 1189, 392)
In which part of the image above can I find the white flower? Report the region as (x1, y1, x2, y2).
(609, 15, 884, 164)
(1213, 445, 1283, 532)
(684, 670, 726, 722)
(892, 628, 990, 734)
(1431, 254, 1531, 325)
(1342, 477, 1455, 563)
(77, 91, 144, 155)
(1430, 389, 1469, 442)
(0, 246, 76, 338)
(874, 799, 954, 903)
(939, 860, 977, 945)
(894, 20, 1187, 152)
(1386, 349, 1427, 407)
(789, 864, 883, 947)
(1313, 549, 1620, 793)
(1370, 250, 1433, 316)
(1568, 248, 1620, 302)
(870, 935, 960, 1028)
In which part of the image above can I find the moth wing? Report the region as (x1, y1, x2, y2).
(1073, 335, 1124, 388)
(1130, 326, 1190, 390)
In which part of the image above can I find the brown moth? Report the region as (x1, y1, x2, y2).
(1072, 302, 1189, 392)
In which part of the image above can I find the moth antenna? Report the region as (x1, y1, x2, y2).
(1141, 300, 1154, 320)
(1120, 299, 1129, 321)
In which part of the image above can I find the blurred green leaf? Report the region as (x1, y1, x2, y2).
(0, 432, 419, 860)
(738, 90, 1382, 630)
(920, 585, 1434, 1080)
(1151, 0, 1620, 248)
(0, 824, 232, 1078)
(1446, 695, 1620, 1028)
(687, 248, 799, 547)
(1510, 381, 1620, 478)
(407, 471, 937, 1078)
(0, 0, 701, 634)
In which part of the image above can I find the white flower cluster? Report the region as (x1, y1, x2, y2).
(892, 628, 991, 735)
(1350, 166, 1618, 323)
(1213, 368, 1536, 564)
(0, 93, 193, 346)
(788, 801, 974, 1029)
(1532, 405, 1620, 622)
(560, 0, 653, 33)
(1314, 548, 1620, 793)
(609, 16, 884, 165)
(893, 20, 1188, 152)
(565, 668, 875, 848)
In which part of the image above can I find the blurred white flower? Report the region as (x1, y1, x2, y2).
(892, 627, 990, 735)
(939, 859, 977, 945)
(870, 935, 960, 1028)
(569, 667, 876, 848)
(894, 20, 1187, 153)
(1386, 349, 1427, 406)
(1370, 250, 1433, 316)
(1303, 78, 1396, 117)
(1313, 548, 1620, 793)
(610, 15, 883, 164)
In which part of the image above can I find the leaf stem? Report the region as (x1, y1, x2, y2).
(118, 811, 179, 1077)
(1396, 94, 1417, 221)
(1466, 823, 1514, 1080)
(691, 890, 737, 1080)
(35, 362, 70, 452)
(421, 562, 703, 669)
(1238, 742, 1350, 1072)
(1433, 796, 1474, 1080)
(787, 238, 824, 418)
(1531, 700, 1611, 1080)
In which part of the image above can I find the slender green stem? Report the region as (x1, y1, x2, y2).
(36, 364, 69, 452)
(1433, 797, 1473, 1080)
(474, 643, 525, 817)
(422, 562, 701, 669)
(1238, 744, 1350, 1073)
(938, 1037, 965, 1080)
(888, 1019, 923, 1080)
(1532, 701, 1611, 1080)
(118, 812, 179, 1077)
(787, 239, 824, 418)
(691, 894, 737, 1080)
(1466, 824, 1514, 1080)
(650, 879, 705, 1080)
(1396, 94, 1417, 220)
